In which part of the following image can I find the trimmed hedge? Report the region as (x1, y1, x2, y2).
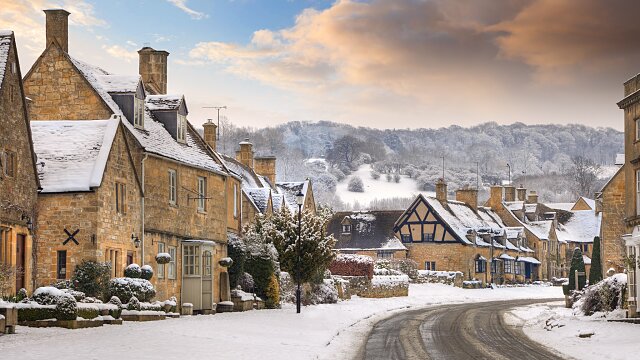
(329, 254, 374, 280)
(77, 307, 100, 320)
(18, 306, 57, 322)
(108, 277, 156, 302)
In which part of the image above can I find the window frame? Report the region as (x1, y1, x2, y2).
(2, 150, 16, 178)
(168, 246, 177, 279)
(168, 169, 177, 205)
(115, 182, 127, 214)
(637, 169, 640, 216)
(157, 242, 165, 279)
(233, 183, 238, 218)
(203, 250, 212, 276)
(401, 233, 411, 243)
(183, 244, 200, 276)
(342, 224, 352, 233)
(504, 259, 513, 274)
(423, 232, 434, 242)
(57, 250, 67, 280)
(475, 259, 486, 273)
(514, 261, 522, 275)
(425, 261, 436, 271)
(636, 118, 640, 141)
(133, 96, 145, 128)
(197, 176, 207, 212)
(177, 114, 187, 143)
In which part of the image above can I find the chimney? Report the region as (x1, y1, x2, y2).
(435, 178, 447, 202)
(504, 185, 516, 202)
(527, 191, 538, 204)
(486, 185, 503, 209)
(203, 119, 217, 151)
(456, 185, 478, 211)
(44, 9, 70, 52)
(235, 138, 254, 169)
(516, 185, 526, 202)
(138, 47, 169, 95)
(255, 156, 277, 185)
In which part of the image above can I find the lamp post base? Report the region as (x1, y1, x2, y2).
(296, 286, 301, 313)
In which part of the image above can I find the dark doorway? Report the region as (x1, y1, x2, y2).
(16, 234, 26, 290)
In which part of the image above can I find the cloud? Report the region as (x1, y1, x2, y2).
(166, 0, 208, 20)
(102, 44, 137, 62)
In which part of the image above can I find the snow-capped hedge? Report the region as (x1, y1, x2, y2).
(329, 254, 374, 280)
(156, 252, 171, 264)
(108, 277, 156, 303)
(32, 286, 76, 305)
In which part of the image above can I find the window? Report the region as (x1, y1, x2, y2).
(157, 242, 165, 279)
(133, 96, 144, 128)
(168, 246, 177, 279)
(504, 259, 513, 274)
(169, 169, 177, 205)
(197, 176, 207, 212)
(183, 245, 200, 276)
(636, 118, 640, 141)
(2, 150, 15, 177)
(423, 232, 434, 242)
(475, 258, 486, 273)
(377, 251, 393, 259)
(401, 234, 411, 243)
(126, 251, 134, 266)
(491, 260, 497, 274)
(233, 183, 238, 217)
(107, 249, 120, 277)
(203, 250, 212, 276)
(425, 261, 436, 271)
(177, 114, 187, 142)
(637, 169, 640, 216)
(342, 224, 352, 233)
(115, 182, 126, 214)
(57, 250, 67, 279)
(11, 61, 17, 74)
(515, 261, 522, 275)
(582, 244, 589, 253)
(9, 85, 14, 103)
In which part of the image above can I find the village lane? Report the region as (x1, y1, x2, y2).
(358, 299, 568, 360)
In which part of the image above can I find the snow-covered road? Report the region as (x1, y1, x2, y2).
(0, 284, 562, 360)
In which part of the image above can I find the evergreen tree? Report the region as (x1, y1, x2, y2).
(589, 236, 603, 284)
(568, 247, 586, 291)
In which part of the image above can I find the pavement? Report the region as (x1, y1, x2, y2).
(357, 299, 569, 360)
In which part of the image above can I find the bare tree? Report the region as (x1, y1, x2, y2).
(570, 155, 601, 197)
(326, 135, 363, 168)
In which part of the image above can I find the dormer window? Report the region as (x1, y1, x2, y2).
(133, 96, 144, 128)
(177, 114, 187, 143)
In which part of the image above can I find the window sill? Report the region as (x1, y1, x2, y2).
(169, 203, 178, 208)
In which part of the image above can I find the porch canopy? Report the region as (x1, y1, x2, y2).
(517, 256, 541, 265)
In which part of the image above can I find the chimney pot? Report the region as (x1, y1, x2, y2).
(203, 119, 217, 151)
(44, 9, 70, 52)
(236, 138, 254, 169)
(504, 185, 516, 202)
(435, 178, 448, 202)
(456, 186, 478, 211)
(516, 185, 526, 202)
(138, 47, 169, 95)
(527, 191, 539, 204)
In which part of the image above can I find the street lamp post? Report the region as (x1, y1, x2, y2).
(295, 190, 304, 314)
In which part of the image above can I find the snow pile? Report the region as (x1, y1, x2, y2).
(231, 289, 256, 301)
(573, 273, 627, 316)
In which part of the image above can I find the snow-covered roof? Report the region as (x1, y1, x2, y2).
(146, 94, 183, 111)
(615, 153, 625, 166)
(245, 187, 271, 213)
(380, 238, 407, 250)
(577, 197, 596, 210)
(499, 253, 515, 260)
(0, 31, 12, 91)
(583, 255, 592, 265)
(518, 256, 541, 265)
(272, 193, 284, 212)
(69, 56, 121, 115)
(556, 210, 600, 244)
(330, 210, 405, 251)
(220, 154, 263, 189)
(97, 74, 140, 93)
(276, 180, 311, 213)
(31, 118, 119, 193)
(524, 203, 537, 213)
(505, 201, 524, 211)
(524, 220, 552, 240)
(546, 202, 574, 211)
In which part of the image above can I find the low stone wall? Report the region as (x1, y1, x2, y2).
(334, 275, 409, 298)
(415, 270, 463, 287)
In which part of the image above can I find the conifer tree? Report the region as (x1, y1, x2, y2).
(568, 247, 586, 291)
(589, 236, 603, 284)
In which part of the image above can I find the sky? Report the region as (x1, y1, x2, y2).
(1, 0, 638, 131)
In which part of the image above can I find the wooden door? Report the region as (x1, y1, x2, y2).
(16, 234, 26, 290)
(201, 249, 213, 310)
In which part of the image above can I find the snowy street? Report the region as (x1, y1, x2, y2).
(0, 284, 562, 360)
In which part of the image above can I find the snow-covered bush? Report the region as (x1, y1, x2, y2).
(329, 254, 374, 280)
(305, 279, 338, 305)
(140, 302, 162, 311)
(386, 173, 392, 182)
(140, 265, 154, 280)
(219, 257, 233, 267)
(71, 260, 111, 299)
(63, 288, 86, 302)
(371, 171, 380, 180)
(239, 272, 255, 292)
(573, 273, 627, 316)
(33, 286, 72, 305)
(127, 296, 141, 311)
(124, 263, 142, 279)
(108, 277, 156, 303)
(51, 279, 72, 289)
(55, 294, 78, 320)
(228, 234, 246, 289)
(347, 176, 364, 192)
(393, 173, 400, 183)
(155, 253, 171, 265)
(279, 272, 295, 303)
(108, 296, 122, 309)
(16, 288, 28, 302)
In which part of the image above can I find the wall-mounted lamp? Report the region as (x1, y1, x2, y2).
(132, 233, 141, 248)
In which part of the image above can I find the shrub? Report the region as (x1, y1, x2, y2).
(124, 264, 142, 278)
(574, 273, 627, 315)
(33, 286, 71, 305)
(108, 277, 156, 303)
(108, 296, 122, 308)
(109, 307, 122, 319)
(55, 294, 78, 321)
(371, 171, 380, 180)
(228, 234, 246, 289)
(329, 254, 375, 280)
(239, 272, 255, 292)
(348, 176, 364, 192)
(72, 260, 111, 300)
(127, 296, 141, 311)
(77, 305, 99, 320)
(140, 302, 162, 311)
(140, 265, 154, 280)
(245, 255, 275, 301)
(393, 173, 400, 183)
(305, 279, 338, 305)
(568, 248, 586, 292)
(386, 173, 392, 182)
(589, 236, 603, 284)
(18, 306, 57, 321)
(51, 279, 72, 289)
(265, 274, 280, 309)
(16, 288, 28, 302)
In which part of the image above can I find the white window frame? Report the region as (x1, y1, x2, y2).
(157, 242, 165, 279)
(425, 261, 436, 271)
(183, 244, 200, 276)
(636, 118, 640, 141)
(233, 183, 238, 217)
(169, 169, 177, 205)
(197, 176, 207, 212)
(168, 246, 177, 279)
(177, 114, 187, 142)
(11, 62, 16, 74)
(133, 96, 144, 128)
(342, 224, 352, 233)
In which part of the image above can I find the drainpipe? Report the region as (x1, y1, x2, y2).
(141, 153, 148, 265)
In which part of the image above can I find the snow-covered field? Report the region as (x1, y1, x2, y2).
(506, 302, 640, 360)
(1, 284, 561, 360)
(336, 164, 432, 208)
